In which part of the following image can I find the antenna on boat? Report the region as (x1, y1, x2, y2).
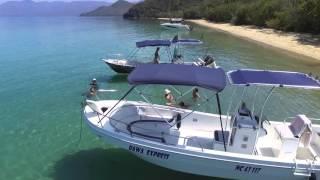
(216, 93, 227, 152)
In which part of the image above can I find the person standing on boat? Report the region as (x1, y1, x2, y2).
(164, 89, 175, 106)
(153, 47, 160, 64)
(172, 46, 183, 64)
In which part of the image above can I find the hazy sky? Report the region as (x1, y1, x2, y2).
(0, 0, 140, 3)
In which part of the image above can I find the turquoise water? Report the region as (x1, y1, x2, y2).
(0, 16, 319, 180)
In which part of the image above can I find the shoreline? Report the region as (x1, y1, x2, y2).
(187, 19, 320, 62)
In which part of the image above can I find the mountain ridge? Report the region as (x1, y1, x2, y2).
(81, 0, 134, 16)
(0, 0, 111, 16)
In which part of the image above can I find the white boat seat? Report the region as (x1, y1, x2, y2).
(138, 107, 175, 120)
(86, 100, 109, 115)
(275, 124, 296, 140)
(289, 115, 312, 138)
(310, 132, 320, 158)
(275, 115, 312, 140)
(274, 115, 312, 158)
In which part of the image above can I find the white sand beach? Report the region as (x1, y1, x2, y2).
(189, 19, 320, 61)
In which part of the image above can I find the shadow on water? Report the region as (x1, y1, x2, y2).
(91, 74, 128, 84)
(51, 148, 222, 180)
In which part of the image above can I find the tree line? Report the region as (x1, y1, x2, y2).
(124, 0, 320, 34)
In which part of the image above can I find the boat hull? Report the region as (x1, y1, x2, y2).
(161, 23, 190, 31)
(85, 119, 319, 180)
(103, 59, 139, 74)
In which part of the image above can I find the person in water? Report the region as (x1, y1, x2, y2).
(203, 55, 218, 68)
(178, 101, 190, 109)
(89, 78, 99, 96)
(153, 47, 160, 64)
(164, 89, 175, 105)
(192, 88, 200, 101)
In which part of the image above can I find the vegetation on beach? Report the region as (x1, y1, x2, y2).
(124, 0, 320, 34)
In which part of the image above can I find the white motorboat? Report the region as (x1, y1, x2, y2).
(161, 18, 192, 31)
(103, 38, 209, 74)
(83, 64, 320, 180)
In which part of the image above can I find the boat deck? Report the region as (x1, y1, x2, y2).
(85, 100, 320, 162)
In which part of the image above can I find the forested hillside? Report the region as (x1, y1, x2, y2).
(124, 0, 320, 34)
(81, 0, 133, 16)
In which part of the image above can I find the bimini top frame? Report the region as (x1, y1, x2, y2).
(128, 64, 227, 92)
(127, 63, 227, 151)
(228, 69, 320, 89)
(126, 37, 204, 62)
(135, 38, 203, 48)
(227, 69, 320, 154)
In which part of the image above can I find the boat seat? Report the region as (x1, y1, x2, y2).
(310, 132, 320, 159)
(275, 124, 296, 140)
(138, 107, 176, 121)
(274, 115, 312, 158)
(214, 130, 230, 144)
(275, 115, 312, 140)
(86, 100, 109, 115)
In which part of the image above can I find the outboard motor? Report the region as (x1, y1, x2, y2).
(203, 55, 214, 66)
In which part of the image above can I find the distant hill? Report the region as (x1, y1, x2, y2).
(0, 0, 111, 16)
(81, 0, 134, 16)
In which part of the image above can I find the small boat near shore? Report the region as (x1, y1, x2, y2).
(103, 38, 211, 74)
(161, 18, 192, 31)
(103, 59, 138, 74)
(83, 64, 320, 179)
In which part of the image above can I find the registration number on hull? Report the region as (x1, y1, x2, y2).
(235, 165, 262, 174)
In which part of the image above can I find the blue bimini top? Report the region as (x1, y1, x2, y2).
(136, 40, 171, 48)
(228, 69, 320, 89)
(128, 64, 227, 92)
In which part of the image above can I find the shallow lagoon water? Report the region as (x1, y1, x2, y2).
(0, 17, 319, 180)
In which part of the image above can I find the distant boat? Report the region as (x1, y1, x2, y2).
(103, 59, 138, 74)
(102, 37, 212, 74)
(161, 18, 192, 31)
(83, 64, 320, 180)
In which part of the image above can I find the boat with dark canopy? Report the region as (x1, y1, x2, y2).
(160, 18, 192, 31)
(103, 37, 209, 74)
(83, 64, 320, 180)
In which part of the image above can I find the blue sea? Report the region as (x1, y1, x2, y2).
(0, 16, 319, 180)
